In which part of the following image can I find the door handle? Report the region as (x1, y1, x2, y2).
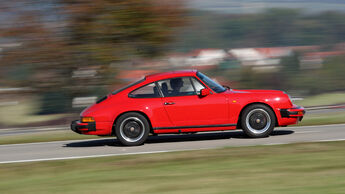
(164, 102, 175, 105)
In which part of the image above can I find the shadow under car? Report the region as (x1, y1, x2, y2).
(64, 129, 294, 147)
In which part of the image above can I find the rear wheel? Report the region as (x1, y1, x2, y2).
(115, 112, 150, 146)
(241, 104, 276, 138)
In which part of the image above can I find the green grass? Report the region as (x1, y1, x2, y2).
(0, 130, 101, 145)
(0, 98, 67, 126)
(1, 141, 345, 193)
(299, 111, 345, 126)
(298, 92, 345, 107)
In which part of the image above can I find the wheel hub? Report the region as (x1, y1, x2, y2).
(249, 112, 267, 130)
(119, 117, 146, 143)
(123, 121, 142, 138)
(245, 108, 271, 134)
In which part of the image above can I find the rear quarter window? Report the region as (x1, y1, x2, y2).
(128, 83, 160, 98)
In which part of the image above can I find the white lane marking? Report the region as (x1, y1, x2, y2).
(0, 148, 205, 165)
(316, 138, 345, 142)
(295, 131, 321, 134)
(263, 142, 291, 146)
(306, 105, 345, 110)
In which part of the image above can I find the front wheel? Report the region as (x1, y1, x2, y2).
(241, 104, 276, 138)
(115, 112, 150, 146)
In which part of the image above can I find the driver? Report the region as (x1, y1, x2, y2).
(170, 78, 184, 96)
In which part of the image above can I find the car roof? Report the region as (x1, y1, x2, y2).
(145, 70, 197, 82)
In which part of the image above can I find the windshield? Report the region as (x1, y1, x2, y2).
(196, 72, 226, 93)
(111, 78, 145, 95)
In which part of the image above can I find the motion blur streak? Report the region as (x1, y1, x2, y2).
(0, 1, 344, 129)
(0, 1, 344, 193)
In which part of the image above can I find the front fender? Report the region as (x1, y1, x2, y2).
(227, 92, 292, 126)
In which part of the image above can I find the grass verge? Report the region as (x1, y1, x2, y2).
(298, 92, 345, 107)
(0, 141, 345, 193)
(0, 98, 68, 126)
(298, 111, 345, 126)
(0, 130, 101, 145)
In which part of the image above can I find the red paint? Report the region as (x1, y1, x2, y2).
(72, 70, 305, 136)
(200, 88, 211, 96)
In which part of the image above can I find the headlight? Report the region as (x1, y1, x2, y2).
(81, 117, 95, 123)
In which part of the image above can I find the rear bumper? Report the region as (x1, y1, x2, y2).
(71, 120, 96, 134)
(280, 105, 305, 121)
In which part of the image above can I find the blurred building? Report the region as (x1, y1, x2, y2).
(168, 49, 228, 70)
(300, 51, 345, 69)
(229, 47, 292, 71)
(119, 69, 158, 82)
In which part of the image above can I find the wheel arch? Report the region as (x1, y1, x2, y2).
(112, 111, 153, 135)
(237, 102, 278, 129)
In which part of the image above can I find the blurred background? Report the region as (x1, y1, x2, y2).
(0, 0, 345, 128)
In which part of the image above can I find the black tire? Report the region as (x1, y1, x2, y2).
(115, 112, 150, 146)
(241, 104, 276, 138)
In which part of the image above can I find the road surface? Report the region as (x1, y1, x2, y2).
(0, 124, 345, 164)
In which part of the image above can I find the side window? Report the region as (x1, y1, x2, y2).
(157, 77, 196, 97)
(129, 83, 160, 98)
(191, 77, 206, 92)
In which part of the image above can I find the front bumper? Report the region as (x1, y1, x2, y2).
(280, 105, 305, 121)
(71, 120, 96, 134)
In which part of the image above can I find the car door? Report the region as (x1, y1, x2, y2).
(156, 77, 229, 127)
(128, 82, 173, 128)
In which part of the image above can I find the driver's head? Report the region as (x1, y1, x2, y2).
(170, 78, 183, 90)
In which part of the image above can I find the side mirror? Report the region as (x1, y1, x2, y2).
(199, 88, 210, 97)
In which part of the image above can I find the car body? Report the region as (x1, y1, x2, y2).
(71, 70, 305, 145)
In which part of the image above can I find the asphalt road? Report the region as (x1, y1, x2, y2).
(0, 124, 345, 164)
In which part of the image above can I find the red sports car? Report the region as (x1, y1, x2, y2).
(71, 70, 305, 146)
